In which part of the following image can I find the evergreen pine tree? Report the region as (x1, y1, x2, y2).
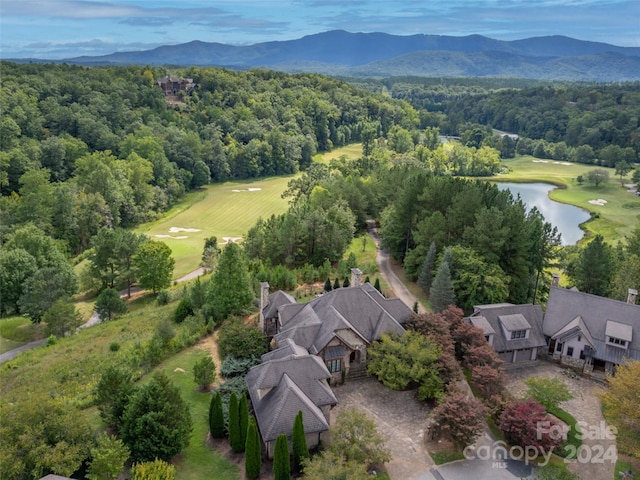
(342, 276, 350, 288)
(374, 278, 382, 294)
(292, 411, 309, 473)
(430, 258, 455, 312)
(333, 278, 341, 290)
(417, 242, 437, 294)
(364, 276, 370, 284)
(245, 416, 261, 479)
(273, 434, 290, 480)
(209, 391, 225, 439)
(324, 278, 332, 292)
(239, 394, 249, 452)
(228, 392, 242, 453)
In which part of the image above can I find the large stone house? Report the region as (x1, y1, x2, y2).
(245, 339, 338, 458)
(156, 75, 195, 95)
(258, 269, 412, 381)
(543, 278, 640, 376)
(467, 303, 546, 363)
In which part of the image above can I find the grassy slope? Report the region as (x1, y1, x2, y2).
(490, 156, 640, 244)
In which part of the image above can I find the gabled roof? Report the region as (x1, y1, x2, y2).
(544, 286, 640, 362)
(276, 283, 410, 353)
(245, 352, 337, 408)
(262, 290, 296, 320)
(261, 338, 309, 362)
(551, 315, 596, 349)
(605, 320, 633, 342)
(253, 373, 330, 442)
(469, 303, 546, 353)
(499, 313, 532, 331)
(468, 315, 495, 335)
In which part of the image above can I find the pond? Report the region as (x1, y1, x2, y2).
(496, 183, 590, 245)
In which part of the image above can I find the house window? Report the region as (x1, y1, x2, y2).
(327, 359, 342, 373)
(567, 346, 574, 357)
(510, 329, 527, 340)
(608, 336, 627, 347)
(578, 335, 581, 342)
(580, 350, 585, 360)
(556, 342, 563, 353)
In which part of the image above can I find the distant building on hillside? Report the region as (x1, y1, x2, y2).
(156, 75, 195, 96)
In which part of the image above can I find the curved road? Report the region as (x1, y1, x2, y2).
(0, 267, 208, 364)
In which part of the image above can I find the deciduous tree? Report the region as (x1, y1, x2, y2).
(302, 451, 369, 480)
(499, 399, 561, 452)
(330, 407, 391, 468)
(134, 240, 175, 294)
(86, 433, 130, 480)
(524, 376, 573, 410)
(43, 298, 83, 337)
(95, 287, 127, 322)
(431, 392, 485, 447)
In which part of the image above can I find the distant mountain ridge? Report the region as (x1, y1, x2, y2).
(15, 30, 640, 81)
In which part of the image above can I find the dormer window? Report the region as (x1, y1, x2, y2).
(511, 329, 527, 340)
(607, 336, 627, 348)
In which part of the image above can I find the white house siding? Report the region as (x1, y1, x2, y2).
(560, 335, 589, 360)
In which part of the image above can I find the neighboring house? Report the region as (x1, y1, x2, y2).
(245, 339, 338, 458)
(259, 269, 412, 381)
(467, 303, 547, 363)
(39, 476, 73, 480)
(156, 75, 195, 95)
(543, 277, 640, 376)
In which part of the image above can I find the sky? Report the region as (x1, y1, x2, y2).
(1, 0, 639, 59)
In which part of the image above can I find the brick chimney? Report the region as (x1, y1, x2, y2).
(551, 274, 560, 287)
(259, 282, 270, 332)
(628, 288, 638, 305)
(350, 268, 363, 287)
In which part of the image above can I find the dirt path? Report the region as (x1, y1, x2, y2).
(504, 362, 616, 480)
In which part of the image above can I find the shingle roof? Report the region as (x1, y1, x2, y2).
(276, 284, 410, 353)
(469, 304, 546, 353)
(252, 373, 329, 442)
(262, 290, 296, 320)
(550, 315, 596, 349)
(469, 315, 495, 335)
(544, 286, 640, 362)
(260, 338, 309, 362)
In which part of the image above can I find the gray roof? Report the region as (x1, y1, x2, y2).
(468, 315, 495, 335)
(40, 476, 73, 480)
(260, 338, 309, 362)
(499, 314, 532, 331)
(550, 315, 596, 349)
(275, 283, 410, 353)
(605, 320, 633, 342)
(251, 373, 329, 442)
(263, 290, 296, 320)
(245, 351, 337, 408)
(469, 304, 546, 353)
(544, 286, 640, 363)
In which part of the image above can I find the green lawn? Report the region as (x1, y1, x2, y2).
(135, 176, 294, 278)
(491, 156, 640, 244)
(150, 347, 239, 480)
(316, 143, 363, 163)
(0, 316, 45, 353)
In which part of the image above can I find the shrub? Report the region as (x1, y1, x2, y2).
(173, 296, 194, 323)
(220, 355, 261, 379)
(130, 459, 175, 480)
(156, 290, 171, 305)
(109, 341, 120, 352)
(218, 317, 268, 360)
(193, 355, 216, 390)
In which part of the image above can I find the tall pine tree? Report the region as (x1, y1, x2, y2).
(245, 416, 261, 479)
(273, 434, 290, 480)
(207, 242, 254, 321)
(430, 257, 455, 312)
(292, 411, 309, 473)
(228, 392, 242, 453)
(573, 234, 616, 296)
(324, 278, 332, 292)
(417, 242, 437, 294)
(239, 394, 249, 453)
(374, 278, 382, 294)
(209, 391, 225, 439)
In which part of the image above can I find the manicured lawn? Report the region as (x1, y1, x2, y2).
(150, 345, 239, 480)
(316, 143, 363, 163)
(491, 156, 640, 244)
(616, 459, 640, 480)
(135, 176, 294, 278)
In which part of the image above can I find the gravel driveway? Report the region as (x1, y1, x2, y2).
(504, 362, 616, 480)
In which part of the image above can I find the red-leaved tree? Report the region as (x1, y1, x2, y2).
(431, 392, 486, 447)
(499, 399, 562, 451)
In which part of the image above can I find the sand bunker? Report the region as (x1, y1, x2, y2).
(589, 199, 608, 206)
(232, 187, 262, 192)
(169, 227, 201, 233)
(553, 161, 572, 166)
(220, 236, 243, 244)
(533, 159, 549, 163)
(155, 234, 188, 239)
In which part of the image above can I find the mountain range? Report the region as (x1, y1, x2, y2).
(19, 30, 640, 81)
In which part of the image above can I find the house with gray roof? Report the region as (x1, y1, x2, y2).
(245, 339, 338, 457)
(467, 303, 547, 363)
(259, 269, 412, 382)
(543, 281, 640, 376)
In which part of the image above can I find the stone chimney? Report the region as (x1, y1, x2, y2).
(551, 274, 560, 288)
(350, 268, 363, 287)
(628, 288, 638, 305)
(259, 282, 270, 332)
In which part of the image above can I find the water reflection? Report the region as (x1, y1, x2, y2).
(496, 183, 590, 245)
